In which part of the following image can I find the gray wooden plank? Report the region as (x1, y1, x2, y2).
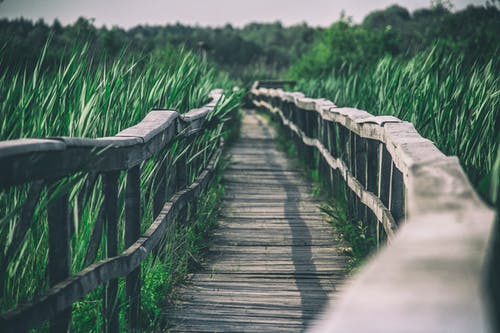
(167, 109, 347, 332)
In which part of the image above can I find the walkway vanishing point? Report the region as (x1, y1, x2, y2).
(167, 110, 347, 332)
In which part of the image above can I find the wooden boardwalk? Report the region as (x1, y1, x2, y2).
(167, 110, 347, 332)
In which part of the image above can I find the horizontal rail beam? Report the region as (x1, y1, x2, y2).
(0, 140, 223, 332)
(0, 90, 223, 189)
(256, 99, 396, 238)
(250, 86, 496, 333)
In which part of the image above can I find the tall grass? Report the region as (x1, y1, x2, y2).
(0, 43, 218, 139)
(294, 46, 499, 203)
(0, 42, 242, 332)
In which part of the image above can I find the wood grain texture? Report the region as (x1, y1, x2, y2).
(253, 98, 397, 237)
(251, 88, 496, 333)
(0, 138, 224, 333)
(167, 110, 347, 332)
(0, 90, 222, 188)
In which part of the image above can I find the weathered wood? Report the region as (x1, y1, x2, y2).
(257, 98, 397, 237)
(47, 183, 71, 333)
(253, 87, 496, 333)
(255, 80, 297, 89)
(377, 143, 391, 210)
(168, 110, 347, 332)
(354, 134, 367, 224)
(389, 162, 405, 224)
(0, 89, 224, 332)
(310, 208, 495, 333)
(366, 140, 379, 245)
(0, 139, 223, 332)
(0, 91, 223, 189)
(0, 181, 43, 289)
(116, 111, 178, 143)
(0, 138, 66, 159)
(125, 165, 141, 330)
(103, 171, 120, 333)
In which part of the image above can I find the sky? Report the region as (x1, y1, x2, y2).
(0, 0, 487, 28)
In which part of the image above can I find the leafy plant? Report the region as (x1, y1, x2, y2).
(0, 41, 243, 332)
(294, 45, 499, 204)
(320, 204, 376, 272)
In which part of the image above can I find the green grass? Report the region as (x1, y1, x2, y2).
(293, 46, 499, 205)
(319, 203, 376, 272)
(0, 43, 216, 139)
(0, 42, 243, 332)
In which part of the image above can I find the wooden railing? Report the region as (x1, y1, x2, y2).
(249, 86, 496, 332)
(0, 89, 228, 332)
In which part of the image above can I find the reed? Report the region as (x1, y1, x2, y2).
(295, 46, 499, 203)
(0, 42, 242, 331)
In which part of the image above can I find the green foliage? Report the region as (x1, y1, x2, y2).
(139, 176, 227, 330)
(0, 18, 317, 86)
(0, 42, 216, 140)
(288, 21, 395, 79)
(289, 4, 500, 78)
(0, 40, 243, 332)
(295, 46, 499, 204)
(320, 204, 376, 271)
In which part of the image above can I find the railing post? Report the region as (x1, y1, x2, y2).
(176, 139, 189, 225)
(366, 140, 380, 246)
(286, 103, 294, 141)
(326, 121, 335, 196)
(297, 109, 306, 163)
(47, 183, 71, 333)
(103, 171, 120, 333)
(154, 153, 167, 219)
(177, 142, 188, 191)
(125, 165, 141, 330)
(347, 130, 356, 220)
(378, 143, 391, 207)
(389, 164, 405, 224)
(377, 143, 391, 243)
(305, 111, 315, 169)
(337, 125, 350, 212)
(366, 141, 379, 195)
(292, 105, 302, 153)
(354, 135, 367, 223)
(318, 117, 328, 191)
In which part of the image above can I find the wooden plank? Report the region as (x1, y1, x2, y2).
(0, 93, 223, 189)
(255, 88, 496, 333)
(116, 111, 177, 142)
(125, 166, 141, 329)
(47, 183, 71, 333)
(0, 138, 65, 158)
(168, 110, 347, 332)
(0, 140, 224, 332)
(103, 171, 120, 333)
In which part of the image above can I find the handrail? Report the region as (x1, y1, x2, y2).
(0, 89, 227, 332)
(0, 89, 223, 188)
(249, 87, 496, 332)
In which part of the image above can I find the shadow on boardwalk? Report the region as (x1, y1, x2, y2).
(166, 109, 346, 332)
(260, 121, 329, 325)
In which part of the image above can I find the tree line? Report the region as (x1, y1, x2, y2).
(0, 2, 498, 82)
